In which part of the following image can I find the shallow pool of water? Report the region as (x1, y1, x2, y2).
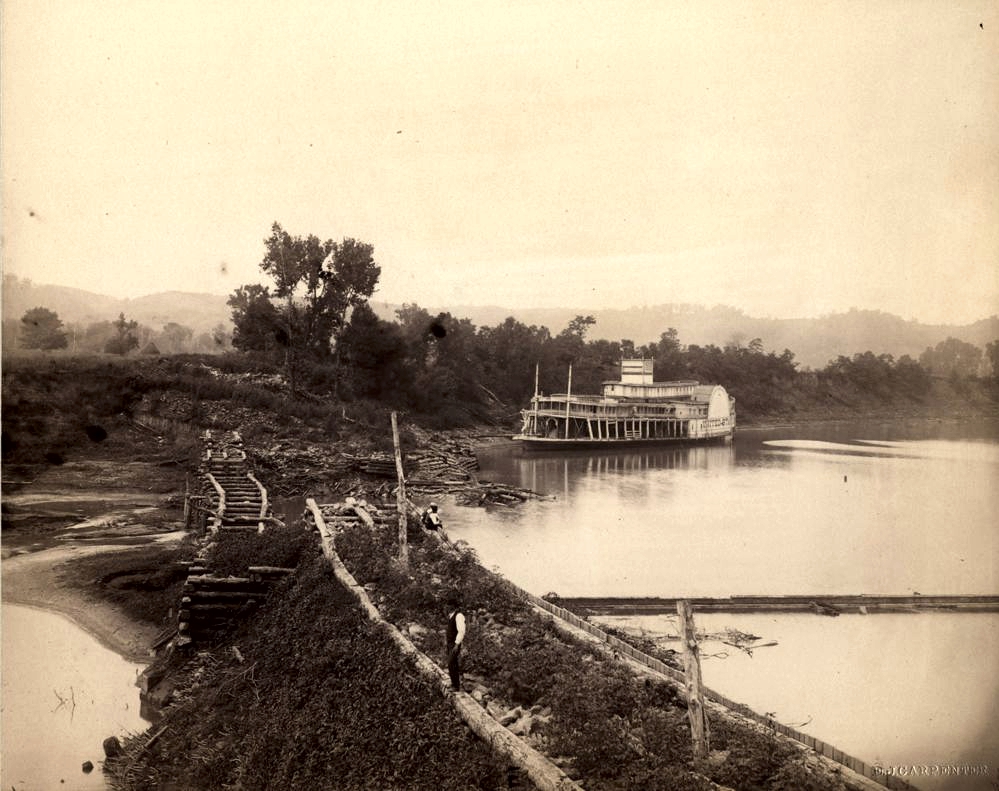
(1, 604, 150, 790)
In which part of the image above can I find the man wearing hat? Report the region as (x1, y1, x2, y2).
(422, 501, 442, 531)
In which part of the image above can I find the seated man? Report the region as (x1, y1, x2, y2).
(422, 501, 443, 531)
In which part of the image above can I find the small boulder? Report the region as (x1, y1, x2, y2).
(707, 749, 730, 769)
(103, 736, 123, 759)
(82, 761, 94, 773)
(407, 623, 429, 639)
(499, 706, 523, 727)
(509, 714, 535, 737)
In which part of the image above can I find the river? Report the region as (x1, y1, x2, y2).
(445, 418, 999, 790)
(1, 604, 150, 791)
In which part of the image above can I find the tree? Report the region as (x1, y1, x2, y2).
(919, 337, 983, 379)
(157, 322, 194, 354)
(338, 302, 410, 400)
(392, 304, 489, 420)
(643, 328, 685, 379)
(228, 284, 282, 353)
(104, 313, 139, 355)
(231, 223, 381, 393)
(210, 323, 233, 351)
(475, 317, 553, 403)
(80, 320, 115, 353)
(553, 315, 595, 364)
(985, 340, 999, 382)
(19, 307, 68, 350)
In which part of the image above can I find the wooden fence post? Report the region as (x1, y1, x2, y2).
(677, 599, 709, 758)
(391, 411, 409, 568)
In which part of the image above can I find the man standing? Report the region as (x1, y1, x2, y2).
(445, 595, 465, 692)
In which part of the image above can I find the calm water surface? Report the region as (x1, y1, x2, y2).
(449, 419, 998, 597)
(1, 604, 149, 791)
(599, 611, 999, 791)
(445, 419, 999, 790)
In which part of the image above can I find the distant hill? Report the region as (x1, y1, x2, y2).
(4, 277, 996, 369)
(371, 301, 999, 370)
(3, 276, 231, 336)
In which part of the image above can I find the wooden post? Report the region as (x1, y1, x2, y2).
(677, 599, 709, 758)
(533, 363, 540, 435)
(564, 364, 573, 439)
(390, 411, 409, 567)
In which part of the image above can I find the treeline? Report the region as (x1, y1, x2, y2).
(334, 309, 999, 423)
(4, 308, 231, 356)
(221, 224, 999, 425)
(9, 223, 999, 428)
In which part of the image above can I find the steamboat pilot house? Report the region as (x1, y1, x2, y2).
(515, 359, 735, 449)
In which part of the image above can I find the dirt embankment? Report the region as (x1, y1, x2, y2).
(2, 439, 190, 662)
(3, 543, 170, 662)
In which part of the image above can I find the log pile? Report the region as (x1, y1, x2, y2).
(454, 482, 546, 507)
(313, 497, 396, 530)
(406, 449, 479, 487)
(175, 432, 289, 647)
(176, 567, 297, 645)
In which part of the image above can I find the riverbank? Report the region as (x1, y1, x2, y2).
(2, 443, 192, 664)
(2, 542, 175, 662)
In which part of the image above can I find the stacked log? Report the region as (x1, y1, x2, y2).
(454, 482, 539, 507)
(176, 430, 285, 646)
(177, 574, 264, 644)
(312, 497, 395, 531)
(176, 569, 295, 645)
(199, 431, 271, 533)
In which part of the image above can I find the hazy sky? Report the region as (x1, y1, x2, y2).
(3, 1, 998, 323)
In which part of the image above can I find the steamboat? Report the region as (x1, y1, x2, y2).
(514, 359, 735, 449)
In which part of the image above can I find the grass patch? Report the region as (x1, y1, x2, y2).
(59, 541, 197, 626)
(206, 524, 313, 577)
(334, 522, 855, 791)
(107, 559, 514, 791)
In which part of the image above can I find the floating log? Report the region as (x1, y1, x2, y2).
(560, 594, 999, 616)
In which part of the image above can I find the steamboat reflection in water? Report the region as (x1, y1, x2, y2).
(457, 420, 998, 599)
(497, 442, 737, 500)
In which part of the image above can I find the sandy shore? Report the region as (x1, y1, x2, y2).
(2, 543, 163, 663)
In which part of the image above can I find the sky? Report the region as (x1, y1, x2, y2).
(2, 0, 998, 324)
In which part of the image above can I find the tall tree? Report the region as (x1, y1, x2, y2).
(644, 328, 685, 379)
(475, 317, 553, 402)
(80, 320, 114, 353)
(104, 313, 140, 356)
(232, 223, 380, 393)
(19, 307, 68, 350)
(919, 337, 983, 379)
(338, 302, 410, 401)
(984, 340, 999, 382)
(228, 284, 282, 353)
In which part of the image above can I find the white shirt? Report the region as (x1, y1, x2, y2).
(452, 611, 466, 645)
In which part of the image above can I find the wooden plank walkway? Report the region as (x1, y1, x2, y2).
(560, 594, 999, 616)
